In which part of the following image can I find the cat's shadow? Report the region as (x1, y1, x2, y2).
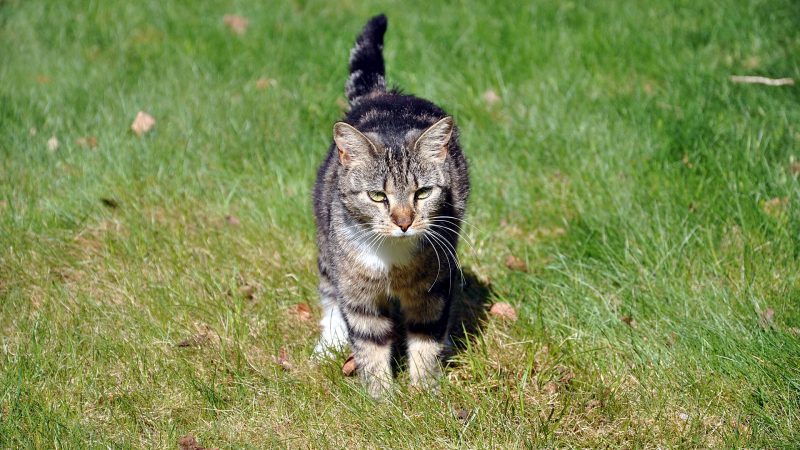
(444, 269, 493, 358)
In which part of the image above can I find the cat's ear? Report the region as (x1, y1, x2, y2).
(333, 122, 377, 167)
(414, 116, 453, 163)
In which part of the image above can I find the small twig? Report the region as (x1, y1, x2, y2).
(729, 75, 794, 86)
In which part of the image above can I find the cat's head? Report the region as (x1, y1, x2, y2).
(333, 117, 454, 239)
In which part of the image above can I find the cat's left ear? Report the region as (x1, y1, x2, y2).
(414, 116, 453, 163)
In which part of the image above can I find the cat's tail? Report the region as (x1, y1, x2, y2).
(345, 14, 388, 107)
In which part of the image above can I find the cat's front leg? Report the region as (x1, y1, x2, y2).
(401, 295, 448, 390)
(341, 301, 395, 398)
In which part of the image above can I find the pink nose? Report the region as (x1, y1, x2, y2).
(393, 215, 412, 232)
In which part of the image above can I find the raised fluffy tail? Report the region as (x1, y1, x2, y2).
(345, 14, 388, 106)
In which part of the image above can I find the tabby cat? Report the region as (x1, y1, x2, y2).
(312, 14, 470, 398)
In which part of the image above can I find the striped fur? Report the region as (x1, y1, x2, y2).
(345, 14, 387, 106)
(313, 14, 470, 398)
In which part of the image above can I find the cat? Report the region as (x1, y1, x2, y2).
(312, 14, 470, 398)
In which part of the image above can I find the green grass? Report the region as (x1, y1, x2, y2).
(2, 0, 799, 447)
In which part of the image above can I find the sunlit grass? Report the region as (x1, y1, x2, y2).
(1, 0, 799, 447)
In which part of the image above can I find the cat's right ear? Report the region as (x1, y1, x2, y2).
(333, 122, 376, 167)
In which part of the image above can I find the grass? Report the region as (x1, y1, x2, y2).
(1, 0, 799, 447)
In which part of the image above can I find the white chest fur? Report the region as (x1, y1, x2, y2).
(342, 227, 419, 273)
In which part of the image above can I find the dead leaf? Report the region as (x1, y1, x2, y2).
(454, 408, 471, 422)
(131, 111, 156, 136)
(288, 303, 312, 322)
(743, 56, 761, 70)
(730, 75, 794, 86)
(176, 323, 219, 348)
(225, 214, 240, 226)
(47, 136, 59, 151)
(759, 307, 775, 329)
(272, 347, 293, 371)
(178, 434, 217, 450)
(482, 89, 501, 105)
(342, 354, 357, 377)
(489, 302, 518, 322)
(761, 197, 788, 219)
(255, 78, 276, 90)
(791, 161, 800, 176)
(238, 284, 256, 300)
(558, 369, 576, 385)
(100, 198, 119, 209)
(544, 382, 559, 395)
(224, 14, 249, 35)
(505, 255, 528, 272)
(75, 136, 98, 149)
(620, 315, 636, 327)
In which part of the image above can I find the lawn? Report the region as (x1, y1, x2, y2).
(1, 0, 799, 448)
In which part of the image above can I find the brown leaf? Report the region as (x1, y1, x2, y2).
(761, 197, 788, 219)
(272, 347, 293, 371)
(505, 255, 528, 272)
(100, 198, 119, 209)
(225, 214, 240, 226)
(342, 354, 357, 377)
(559, 369, 576, 385)
(620, 315, 636, 327)
(75, 136, 98, 149)
(288, 303, 312, 322)
(743, 56, 761, 70)
(176, 323, 219, 348)
(544, 382, 559, 395)
(178, 434, 217, 450)
(454, 408, 471, 422)
(223, 14, 249, 35)
(759, 307, 775, 329)
(237, 284, 256, 300)
(489, 302, 518, 322)
(131, 111, 156, 136)
(47, 136, 59, 151)
(255, 78, 276, 90)
(482, 89, 501, 105)
(790, 161, 800, 177)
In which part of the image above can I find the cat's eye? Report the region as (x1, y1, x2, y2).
(415, 187, 433, 200)
(367, 191, 387, 202)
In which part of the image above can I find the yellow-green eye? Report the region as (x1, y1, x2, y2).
(367, 191, 387, 202)
(415, 187, 433, 200)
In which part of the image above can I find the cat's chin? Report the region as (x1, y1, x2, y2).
(389, 229, 420, 239)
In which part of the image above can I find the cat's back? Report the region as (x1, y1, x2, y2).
(345, 92, 449, 134)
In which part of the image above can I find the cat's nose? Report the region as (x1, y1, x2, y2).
(391, 211, 414, 232)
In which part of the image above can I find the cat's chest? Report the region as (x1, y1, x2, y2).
(343, 229, 418, 274)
